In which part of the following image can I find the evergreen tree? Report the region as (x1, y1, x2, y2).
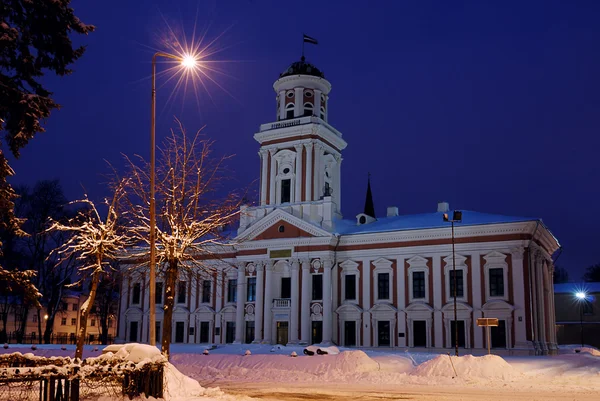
(583, 263, 600, 283)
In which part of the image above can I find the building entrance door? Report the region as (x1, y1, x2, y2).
(175, 322, 185, 343)
(200, 322, 210, 343)
(413, 320, 426, 347)
(378, 321, 391, 346)
(311, 321, 323, 344)
(491, 320, 506, 348)
(450, 320, 466, 348)
(129, 321, 138, 343)
(344, 321, 356, 346)
(276, 321, 288, 345)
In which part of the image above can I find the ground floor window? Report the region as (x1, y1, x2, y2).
(413, 320, 426, 347)
(491, 319, 507, 348)
(155, 321, 161, 344)
(311, 321, 322, 344)
(200, 321, 210, 343)
(344, 321, 356, 346)
(225, 321, 235, 344)
(378, 321, 391, 346)
(175, 321, 185, 343)
(245, 321, 255, 344)
(129, 321, 138, 343)
(450, 320, 466, 348)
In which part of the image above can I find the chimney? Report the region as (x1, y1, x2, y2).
(387, 206, 399, 217)
(437, 202, 449, 213)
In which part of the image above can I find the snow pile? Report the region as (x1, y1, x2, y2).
(163, 362, 203, 400)
(576, 347, 600, 357)
(335, 350, 380, 373)
(412, 354, 522, 380)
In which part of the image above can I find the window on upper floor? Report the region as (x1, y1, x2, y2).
(489, 268, 504, 297)
(132, 283, 141, 305)
(285, 103, 294, 119)
(247, 277, 257, 302)
(280, 179, 291, 203)
(202, 280, 211, 303)
(412, 271, 426, 299)
(281, 277, 291, 299)
(449, 270, 464, 298)
(227, 279, 237, 303)
(378, 273, 390, 300)
(33, 314, 38, 323)
(72, 303, 77, 311)
(177, 281, 187, 304)
(62, 302, 67, 311)
(91, 319, 95, 327)
(303, 102, 313, 117)
(61, 317, 67, 326)
(71, 318, 76, 326)
(345, 274, 356, 301)
(312, 274, 323, 301)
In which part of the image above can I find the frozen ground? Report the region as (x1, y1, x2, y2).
(2, 343, 600, 400)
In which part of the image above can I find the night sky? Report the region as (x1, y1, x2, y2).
(9, 0, 600, 279)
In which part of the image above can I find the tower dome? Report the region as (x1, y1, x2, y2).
(273, 57, 331, 122)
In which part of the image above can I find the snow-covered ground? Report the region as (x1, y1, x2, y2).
(2, 343, 600, 400)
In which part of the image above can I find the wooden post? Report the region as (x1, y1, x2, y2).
(487, 326, 491, 355)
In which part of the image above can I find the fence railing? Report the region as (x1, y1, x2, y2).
(1, 332, 114, 345)
(273, 298, 291, 308)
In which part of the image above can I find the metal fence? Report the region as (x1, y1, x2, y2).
(2, 332, 114, 345)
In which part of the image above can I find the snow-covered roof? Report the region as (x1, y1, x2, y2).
(334, 210, 538, 235)
(554, 283, 600, 294)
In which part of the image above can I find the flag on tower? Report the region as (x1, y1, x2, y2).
(303, 34, 318, 45)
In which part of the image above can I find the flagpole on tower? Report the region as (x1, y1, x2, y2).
(302, 34, 319, 62)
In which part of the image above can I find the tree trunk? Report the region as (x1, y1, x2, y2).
(161, 259, 178, 359)
(75, 270, 100, 360)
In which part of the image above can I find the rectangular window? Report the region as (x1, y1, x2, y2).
(345, 274, 356, 301)
(71, 318, 76, 326)
(245, 321, 255, 344)
(280, 179, 291, 203)
(247, 277, 256, 302)
(227, 279, 237, 303)
(33, 314, 38, 323)
(91, 319, 96, 327)
(155, 282, 164, 304)
(225, 321, 236, 344)
(200, 322, 210, 343)
(413, 271, 425, 299)
(489, 268, 504, 297)
(62, 302, 68, 311)
(132, 282, 141, 305)
(449, 270, 464, 298)
(177, 281, 187, 304)
(61, 317, 67, 326)
(281, 277, 291, 298)
(72, 303, 77, 311)
(202, 280, 211, 303)
(378, 273, 390, 300)
(312, 274, 323, 300)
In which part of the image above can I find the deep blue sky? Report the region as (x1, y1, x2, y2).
(9, 0, 600, 280)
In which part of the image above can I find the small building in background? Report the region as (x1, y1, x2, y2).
(554, 283, 600, 348)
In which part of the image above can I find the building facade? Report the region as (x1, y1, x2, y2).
(118, 57, 560, 354)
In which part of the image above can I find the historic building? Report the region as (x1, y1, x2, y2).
(118, 57, 560, 354)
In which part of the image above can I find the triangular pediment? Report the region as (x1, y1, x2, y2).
(236, 208, 332, 241)
(372, 257, 393, 268)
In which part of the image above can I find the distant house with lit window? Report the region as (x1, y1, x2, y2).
(554, 283, 600, 348)
(117, 57, 560, 355)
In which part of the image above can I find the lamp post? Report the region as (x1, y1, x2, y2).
(149, 52, 197, 346)
(443, 210, 462, 357)
(575, 291, 587, 348)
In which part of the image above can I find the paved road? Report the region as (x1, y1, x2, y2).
(215, 382, 600, 401)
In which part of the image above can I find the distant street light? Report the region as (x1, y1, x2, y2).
(443, 210, 462, 357)
(44, 314, 49, 321)
(149, 51, 199, 347)
(575, 291, 587, 348)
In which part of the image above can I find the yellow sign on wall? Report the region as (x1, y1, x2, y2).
(269, 249, 292, 259)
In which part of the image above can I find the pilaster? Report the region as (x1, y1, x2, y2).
(294, 144, 303, 203)
(234, 264, 245, 343)
(263, 261, 274, 343)
(432, 255, 443, 348)
(268, 149, 277, 205)
(259, 149, 268, 206)
(362, 258, 371, 347)
(290, 259, 300, 343)
(304, 143, 313, 201)
(300, 259, 311, 343)
(470, 252, 483, 348)
(254, 262, 265, 343)
(322, 259, 333, 344)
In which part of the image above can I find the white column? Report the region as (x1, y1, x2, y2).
(304, 143, 313, 201)
(332, 261, 339, 345)
(313, 89, 322, 117)
(263, 261, 274, 343)
(260, 149, 268, 206)
(234, 265, 246, 343)
(362, 258, 371, 347)
(511, 248, 527, 347)
(294, 144, 303, 203)
(300, 259, 311, 343)
(396, 256, 406, 347)
(269, 149, 277, 205)
(322, 259, 333, 344)
(471, 252, 483, 349)
(294, 87, 303, 117)
(254, 263, 264, 343)
(278, 91, 285, 120)
(536, 257, 547, 351)
(432, 255, 443, 348)
(313, 143, 324, 200)
(290, 260, 300, 343)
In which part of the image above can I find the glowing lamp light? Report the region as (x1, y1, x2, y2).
(44, 314, 49, 320)
(181, 54, 197, 68)
(576, 291, 587, 300)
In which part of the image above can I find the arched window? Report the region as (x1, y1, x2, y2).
(285, 103, 294, 119)
(320, 106, 326, 121)
(304, 102, 314, 117)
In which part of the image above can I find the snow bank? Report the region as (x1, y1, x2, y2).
(412, 354, 522, 380)
(576, 347, 600, 357)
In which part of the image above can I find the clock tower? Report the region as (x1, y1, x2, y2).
(239, 57, 347, 234)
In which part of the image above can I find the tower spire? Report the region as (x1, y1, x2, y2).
(364, 173, 375, 218)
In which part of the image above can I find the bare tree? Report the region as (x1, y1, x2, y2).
(124, 121, 242, 358)
(47, 181, 133, 359)
(91, 267, 120, 344)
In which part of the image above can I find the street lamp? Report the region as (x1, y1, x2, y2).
(443, 210, 462, 357)
(575, 291, 587, 348)
(149, 51, 198, 347)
